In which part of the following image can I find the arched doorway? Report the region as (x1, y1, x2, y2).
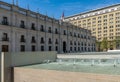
(63, 41, 66, 53)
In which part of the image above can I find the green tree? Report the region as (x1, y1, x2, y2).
(100, 38, 108, 51)
(113, 40, 117, 49)
(107, 41, 111, 49)
(115, 36, 120, 49)
(96, 41, 101, 51)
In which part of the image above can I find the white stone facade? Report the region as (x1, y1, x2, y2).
(0, 1, 96, 53)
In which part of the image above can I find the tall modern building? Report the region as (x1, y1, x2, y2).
(65, 4, 120, 50)
(0, 1, 96, 53)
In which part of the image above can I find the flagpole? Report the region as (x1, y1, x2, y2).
(16, 0, 18, 6)
(27, 4, 29, 10)
(37, 8, 39, 13)
(12, 0, 14, 5)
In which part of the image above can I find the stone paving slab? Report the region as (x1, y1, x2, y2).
(14, 67, 120, 82)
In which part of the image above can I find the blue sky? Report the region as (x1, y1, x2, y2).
(3, 0, 120, 19)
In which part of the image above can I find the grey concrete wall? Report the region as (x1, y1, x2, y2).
(10, 51, 57, 66)
(0, 51, 57, 82)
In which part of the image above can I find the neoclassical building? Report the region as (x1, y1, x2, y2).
(0, 1, 96, 53)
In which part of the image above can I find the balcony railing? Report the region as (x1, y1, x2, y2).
(81, 36, 83, 39)
(78, 35, 80, 38)
(31, 27, 36, 30)
(55, 42, 58, 44)
(48, 30, 52, 33)
(2, 37, 9, 41)
(41, 41, 44, 44)
(40, 29, 45, 32)
(48, 41, 52, 44)
(20, 39, 26, 42)
(2, 21, 9, 25)
(20, 24, 25, 28)
(74, 35, 76, 37)
(70, 33, 72, 36)
(55, 31, 59, 34)
(70, 43, 73, 45)
(64, 33, 66, 35)
(31, 40, 36, 43)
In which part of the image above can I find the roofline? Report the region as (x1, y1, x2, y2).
(0, 1, 60, 21)
(65, 3, 120, 19)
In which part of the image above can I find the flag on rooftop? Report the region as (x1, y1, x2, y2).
(61, 11, 65, 21)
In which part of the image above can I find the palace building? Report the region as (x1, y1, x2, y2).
(0, 1, 96, 53)
(65, 4, 120, 50)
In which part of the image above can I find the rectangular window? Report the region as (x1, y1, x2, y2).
(78, 47, 80, 51)
(20, 20, 25, 28)
(64, 30, 66, 35)
(2, 33, 9, 41)
(2, 45, 9, 52)
(74, 47, 76, 51)
(55, 29, 58, 34)
(20, 45, 25, 52)
(56, 46, 58, 51)
(31, 23, 35, 30)
(70, 47, 72, 51)
(31, 37, 36, 43)
(41, 46, 44, 51)
(49, 46, 52, 51)
(40, 25, 44, 31)
(2, 17, 8, 25)
(20, 35, 25, 42)
(32, 45, 36, 51)
(48, 27, 52, 33)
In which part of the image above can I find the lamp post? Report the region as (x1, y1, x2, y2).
(1, 52, 4, 82)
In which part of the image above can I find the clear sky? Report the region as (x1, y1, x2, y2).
(2, 0, 120, 19)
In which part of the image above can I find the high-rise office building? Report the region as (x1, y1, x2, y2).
(65, 4, 120, 50)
